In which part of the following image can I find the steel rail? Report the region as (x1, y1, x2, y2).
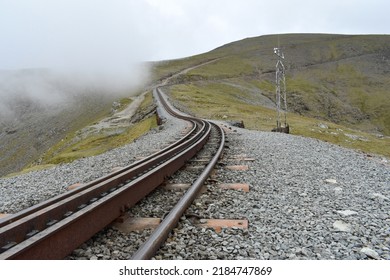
(0, 122, 197, 229)
(131, 121, 225, 260)
(0, 88, 211, 259)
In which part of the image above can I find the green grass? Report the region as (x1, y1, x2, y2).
(257, 80, 274, 93)
(155, 34, 390, 159)
(185, 56, 254, 79)
(151, 34, 390, 135)
(149, 34, 390, 159)
(139, 91, 154, 111)
(116, 97, 133, 111)
(151, 54, 220, 82)
(24, 91, 157, 169)
(168, 82, 291, 131)
(254, 61, 390, 135)
(43, 115, 157, 165)
(168, 82, 390, 158)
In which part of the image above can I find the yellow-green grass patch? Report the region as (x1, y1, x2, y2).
(43, 115, 157, 165)
(168, 82, 390, 158)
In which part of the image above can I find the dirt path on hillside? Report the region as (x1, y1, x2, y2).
(78, 92, 147, 138)
(158, 58, 221, 86)
(79, 59, 221, 137)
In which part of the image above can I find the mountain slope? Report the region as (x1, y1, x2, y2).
(0, 69, 150, 177)
(1, 34, 389, 176)
(152, 34, 390, 157)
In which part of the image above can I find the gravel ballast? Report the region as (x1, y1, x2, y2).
(154, 125, 389, 260)
(0, 94, 188, 214)
(1, 94, 389, 260)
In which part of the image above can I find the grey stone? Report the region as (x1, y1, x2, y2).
(325, 179, 337, 184)
(334, 187, 343, 194)
(371, 193, 388, 200)
(318, 123, 328, 129)
(336, 210, 358, 216)
(360, 247, 380, 260)
(333, 221, 352, 232)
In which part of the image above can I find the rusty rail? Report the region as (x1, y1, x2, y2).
(131, 121, 225, 259)
(0, 88, 213, 259)
(0, 131, 197, 229)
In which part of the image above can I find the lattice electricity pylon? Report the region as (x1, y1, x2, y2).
(272, 47, 289, 133)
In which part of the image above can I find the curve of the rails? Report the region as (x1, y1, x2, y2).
(0, 88, 210, 260)
(131, 119, 225, 260)
(0, 123, 197, 229)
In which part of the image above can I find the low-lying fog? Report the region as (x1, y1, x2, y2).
(0, 65, 150, 124)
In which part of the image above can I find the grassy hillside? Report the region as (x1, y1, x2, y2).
(2, 34, 388, 177)
(3, 91, 157, 177)
(39, 92, 156, 165)
(0, 94, 115, 177)
(152, 34, 390, 157)
(0, 68, 156, 177)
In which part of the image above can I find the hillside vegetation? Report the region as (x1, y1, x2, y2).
(1, 34, 389, 177)
(152, 34, 390, 157)
(0, 68, 155, 177)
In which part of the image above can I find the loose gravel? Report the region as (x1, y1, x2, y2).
(1, 91, 389, 260)
(155, 124, 389, 260)
(0, 93, 188, 214)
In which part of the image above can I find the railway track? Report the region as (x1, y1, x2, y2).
(0, 87, 225, 260)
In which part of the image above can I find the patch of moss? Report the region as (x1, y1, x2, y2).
(116, 97, 133, 111)
(45, 115, 157, 164)
(257, 80, 274, 93)
(139, 91, 153, 111)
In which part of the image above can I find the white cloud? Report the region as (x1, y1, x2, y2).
(0, 0, 388, 69)
(0, 0, 388, 118)
(145, 0, 186, 19)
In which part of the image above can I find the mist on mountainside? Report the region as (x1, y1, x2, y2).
(0, 64, 150, 177)
(0, 64, 150, 121)
(0, 1, 153, 177)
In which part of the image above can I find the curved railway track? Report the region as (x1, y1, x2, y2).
(0, 87, 225, 260)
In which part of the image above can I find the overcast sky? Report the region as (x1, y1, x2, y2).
(0, 0, 389, 70)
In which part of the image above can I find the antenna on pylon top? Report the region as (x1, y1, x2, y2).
(273, 47, 284, 59)
(272, 37, 289, 134)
